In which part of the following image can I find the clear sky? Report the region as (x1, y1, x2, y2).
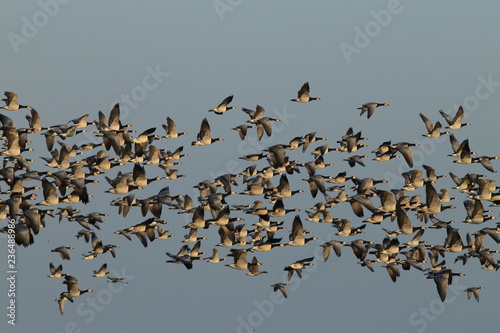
(1, 1, 500, 332)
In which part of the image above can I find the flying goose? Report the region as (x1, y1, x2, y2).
(357, 102, 389, 119)
(392, 142, 418, 168)
(427, 269, 465, 302)
(2, 91, 32, 111)
(129, 163, 162, 187)
(465, 287, 484, 302)
(373, 150, 399, 162)
(333, 219, 367, 236)
(105, 175, 142, 194)
(402, 169, 424, 191)
(37, 178, 61, 206)
(25, 108, 47, 132)
(191, 118, 223, 145)
(0, 133, 25, 156)
(12, 222, 35, 247)
(422, 164, 445, 181)
(286, 215, 318, 246)
(48, 263, 68, 278)
(383, 261, 401, 282)
(131, 127, 158, 144)
(55, 292, 73, 315)
(453, 139, 473, 164)
(302, 174, 330, 198)
(300, 132, 326, 152)
(268, 198, 299, 217)
(33, 131, 54, 152)
(225, 249, 248, 270)
(271, 283, 289, 298)
(472, 228, 500, 245)
(95, 103, 131, 132)
(291, 82, 320, 103)
(160, 167, 185, 180)
(232, 124, 255, 140)
(362, 212, 393, 224)
(246, 256, 267, 276)
(395, 200, 418, 235)
(320, 240, 344, 261)
(345, 239, 373, 261)
(419, 113, 450, 138)
(463, 199, 495, 224)
(255, 117, 281, 140)
(404, 229, 427, 246)
(337, 128, 368, 152)
(242, 105, 267, 121)
(93, 263, 112, 277)
(63, 275, 93, 297)
(284, 257, 314, 280)
(308, 144, 334, 158)
(165, 251, 195, 270)
(439, 106, 471, 129)
(283, 136, 304, 150)
(447, 135, 476, 159)
(162, 117, 187, 139)
(107, 277, 128, 284)
(349, 195, 378, 218)
(239, 177, 268, 196)
(187, 240, 206, 258)
(424, 182, 456, 215)
(183, 227, 207, 243)
(473, 155, 498, 173)
(248, 238, 283, 252)
(344, 155, 367, 167)
(209, 95, 236, 114)
(207, 248, 226, 263)
(266, 174, 303, 200)
(374, 190, 397, 212)
(68, 113, 91, 128)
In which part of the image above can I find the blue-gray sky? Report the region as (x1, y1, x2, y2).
(2, 1, 500, 332)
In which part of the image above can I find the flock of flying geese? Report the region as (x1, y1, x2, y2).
(1, 82, 498, 316)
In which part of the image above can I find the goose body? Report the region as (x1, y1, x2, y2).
(357, 102, 389, 119)
(209, 95, 235, 114)
(2, 91, 31, 111)
(291, 82, 320, 103)
(191, 118, 223, 146)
